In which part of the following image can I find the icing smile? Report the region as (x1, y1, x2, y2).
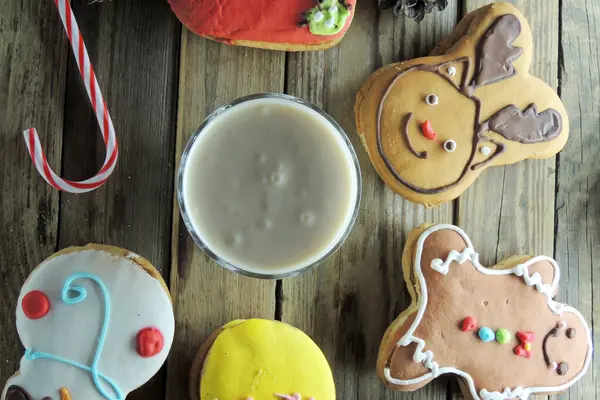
(543, 321, 576, 375)
(401, 113, 428, 159)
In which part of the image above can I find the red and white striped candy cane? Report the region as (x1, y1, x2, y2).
(24, 0, 118, 193)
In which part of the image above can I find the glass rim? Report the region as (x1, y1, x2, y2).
(177, 93, 362, 280)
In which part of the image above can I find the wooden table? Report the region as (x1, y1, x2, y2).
(0, 0, 597, 399)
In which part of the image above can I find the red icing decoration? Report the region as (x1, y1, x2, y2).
(514, 344, 532, 359)
(21, 290, 50, 319)
(137, 327, 164, 358)
(167, 0, 355, 45)
(461, 316, 478, 332)
(421, 120, 437, 140)
(517, 331, 535, 343)
(514, 331, 535, 359)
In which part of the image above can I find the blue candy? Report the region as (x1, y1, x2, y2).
(478, 327, 495, 342)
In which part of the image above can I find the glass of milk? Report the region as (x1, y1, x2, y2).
(177, 93, 361, 279)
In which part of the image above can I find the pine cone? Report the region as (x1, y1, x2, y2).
(378, 0, 449, 23)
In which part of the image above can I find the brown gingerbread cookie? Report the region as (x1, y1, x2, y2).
(355, 3, 568, 207)
(377, 224, 592, 399)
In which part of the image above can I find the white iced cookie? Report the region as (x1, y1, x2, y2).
(1, 245, 175, 400)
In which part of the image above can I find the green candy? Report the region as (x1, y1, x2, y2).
(306, 0, 351, 36)
(495, 328, 512, 344)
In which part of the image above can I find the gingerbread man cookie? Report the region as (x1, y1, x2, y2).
(2, 245, 175, 400)
(355, 2, 568, 206)
(378, 224, 592, 399)
(168, 0, 355, 51)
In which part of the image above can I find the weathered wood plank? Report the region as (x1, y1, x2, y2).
(57, 1, 180, 399)
(0, 0, 67, 385)
(457, 0, 559, 398)
(282, 2, 456, 398)
(457, 0, 558, 265)
(553, 1, 599, 398)
(165, 31, 285, 400)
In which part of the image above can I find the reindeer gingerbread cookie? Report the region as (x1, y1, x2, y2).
(378, 224, 592, 399)
(355, 2, 568, 206)
(1, 245, 175, 400)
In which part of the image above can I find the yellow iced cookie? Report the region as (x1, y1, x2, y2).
(190, 319, 335, 400)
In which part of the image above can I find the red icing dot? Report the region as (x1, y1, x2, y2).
(421, 120, 437, 140)
(461, 316, 478, 332)
(137, 327, 164, 358)
(21, 290, 50, 319)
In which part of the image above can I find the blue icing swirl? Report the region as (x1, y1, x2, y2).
(24, 272, 124, 400)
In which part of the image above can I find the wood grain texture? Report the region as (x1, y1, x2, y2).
(553, 0, 599, 398)
(165, 31, 285, 400)
(57, 1, 180, 399)
(282, 2, 456, 398)
(0, 0, 67, 385)
(457, 0, 559, 266)
(456, 0, 558, 398)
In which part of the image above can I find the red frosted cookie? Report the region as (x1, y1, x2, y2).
(168, 0, 356, 51)
(378, 224, 593, 399)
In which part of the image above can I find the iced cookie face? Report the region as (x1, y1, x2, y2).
(378, 67, 478, 191)
(377, 224, 593, 399)
(356, 3, 569, 206)
(1, 246, 175, 400)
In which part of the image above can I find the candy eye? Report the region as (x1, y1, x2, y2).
(426, 94, 438, 105)
(566, 328, 576, 339)
(443, 140, 457, 152)
(557, 361, 569, 376)
(448, 66, 457, 76)
(22, 290, 51, 319)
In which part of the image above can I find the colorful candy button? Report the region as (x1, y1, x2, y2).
(495, 328, 512, 344)
(137, 327, 164, 358)
(461, 316, 478, 332)
(22, 290, 51, 319)
(478, 327, 495, 342)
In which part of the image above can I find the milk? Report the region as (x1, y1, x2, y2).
(179, 95, 360, 277)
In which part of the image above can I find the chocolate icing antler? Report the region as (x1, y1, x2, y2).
(471, 14, 523, 89)
(485, 104, 562, 144)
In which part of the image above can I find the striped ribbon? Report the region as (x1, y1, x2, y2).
(24, 0, 118, 193)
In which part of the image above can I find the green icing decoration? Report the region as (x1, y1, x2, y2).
(495, 328, 512, 344)
(305, 0, 351, 36)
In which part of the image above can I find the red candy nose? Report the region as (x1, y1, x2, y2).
(22, 290, 51, 319)
(461, 316, 478, 332)
(421, 120, 436, 140)
(137, 327, 164, 358)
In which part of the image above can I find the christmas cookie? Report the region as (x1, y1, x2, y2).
(190, 319, 335, 400)
(168, 0, 355, 51)
(1, 245, 175, 400)
(378, 224, 592, 399)
(355, 2, 569, 206)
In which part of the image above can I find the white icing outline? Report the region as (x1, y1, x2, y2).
(384, 224, 593, 400)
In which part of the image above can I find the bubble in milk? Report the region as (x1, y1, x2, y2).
(300, 210, 316, 227)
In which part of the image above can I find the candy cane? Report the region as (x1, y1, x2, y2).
(24, 0, 118, 193)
